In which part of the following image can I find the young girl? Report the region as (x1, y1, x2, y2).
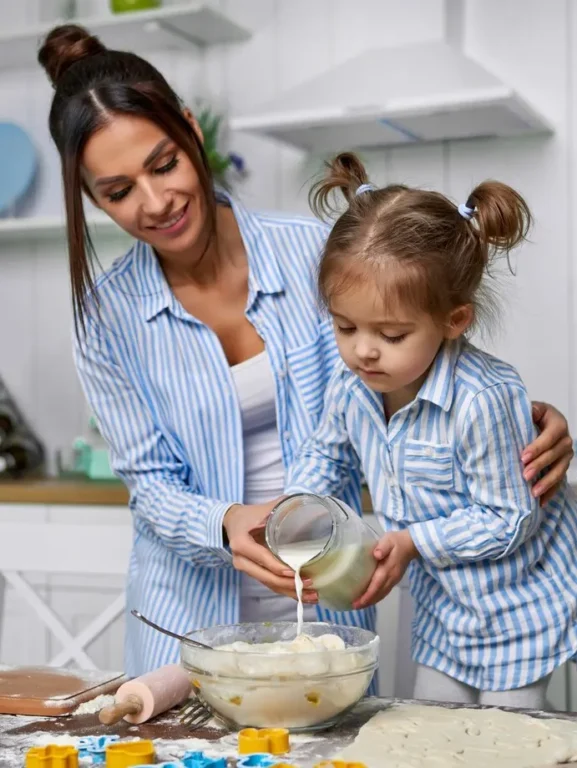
(285, 152, 577, 709)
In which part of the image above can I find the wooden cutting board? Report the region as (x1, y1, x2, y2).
(0, 666, 125, 716)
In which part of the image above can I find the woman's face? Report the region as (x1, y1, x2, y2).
(82, 114, 207, 257)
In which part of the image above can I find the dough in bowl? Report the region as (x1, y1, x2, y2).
(195, 632, 372, 728)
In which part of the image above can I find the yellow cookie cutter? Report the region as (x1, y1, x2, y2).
(313, 762, 368, 768)
(25, 745, 79, 768)
(105, 740, 155, 767)
(238, 727, 290, 755)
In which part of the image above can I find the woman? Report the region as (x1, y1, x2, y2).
(39, 24, 574, 676)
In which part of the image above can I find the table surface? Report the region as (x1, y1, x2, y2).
(0, 700, 374, 767)
(2, 698, 576, 768)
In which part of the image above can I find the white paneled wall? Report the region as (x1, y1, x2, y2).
(0, 0, 575, 688)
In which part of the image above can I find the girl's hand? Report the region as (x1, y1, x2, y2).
(353, 530, 418, 609)
(524, 402, 574, 504)
(223, 500, 318, 603)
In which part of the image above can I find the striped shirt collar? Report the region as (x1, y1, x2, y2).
(136, 189, 285, 322)
(345, 338, 462, 414)
(416, 338, 462, 412)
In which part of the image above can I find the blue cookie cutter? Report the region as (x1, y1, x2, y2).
(182, 750, 228, 768)
(156, 764, 184, 768)
(78, 734, 120, 763)
(237, 755, 279, 767)
(134, 764, 182, 768)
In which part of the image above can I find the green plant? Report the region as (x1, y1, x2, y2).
(195, 102, 246, 188)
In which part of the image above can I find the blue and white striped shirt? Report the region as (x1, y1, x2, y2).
(74, 192, 376, 676)
(287, 338, 577, 690)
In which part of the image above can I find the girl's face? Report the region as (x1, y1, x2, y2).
(330, 280, 470, 403)
(82, 114, 207, 259)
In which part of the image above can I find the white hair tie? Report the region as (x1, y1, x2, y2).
(458, 202, 475, 220)
(355, 183, 376, 196)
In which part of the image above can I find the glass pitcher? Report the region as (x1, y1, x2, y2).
(265, 493, 379, 611)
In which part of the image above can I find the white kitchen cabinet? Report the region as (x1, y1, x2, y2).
(0, 502, 130, 671)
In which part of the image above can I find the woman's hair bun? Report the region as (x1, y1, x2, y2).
(38, 24, 107, 87)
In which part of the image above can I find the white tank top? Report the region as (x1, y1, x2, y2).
(231, 351, 285, 602)
(231, 351, 316, 624)
(231, 350, 285, 503)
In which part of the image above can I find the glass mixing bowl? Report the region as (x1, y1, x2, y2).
(180, 622, 379, 731)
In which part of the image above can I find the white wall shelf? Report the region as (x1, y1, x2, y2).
(0, 3, 250, 70)
(0, 214, 130, 244)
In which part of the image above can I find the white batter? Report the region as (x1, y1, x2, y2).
(192, 633, 375, 729)
(211, 632, 365, 679)
(337, 703, 577, 768)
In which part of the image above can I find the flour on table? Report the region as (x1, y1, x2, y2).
(31, 734, 83, 747)
(153, 736, 234, 762)
(155, 731, 326, 764)
(0, 707, 350, 768)
(337, 704, 577, 768)
(199, 716, 225, 731)
(1, 730, 84, 768)
(74, 693, 116, 715)
(70, 692, 224, 727)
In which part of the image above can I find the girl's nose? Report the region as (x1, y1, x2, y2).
(355, 338, 379, 360)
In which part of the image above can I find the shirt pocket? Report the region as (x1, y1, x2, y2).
(403, 440, 454, 490)
(285, 333, 327, 421)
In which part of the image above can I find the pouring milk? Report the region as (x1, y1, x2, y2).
(277, 540, 324, 635)
(267, 494, 379, 633)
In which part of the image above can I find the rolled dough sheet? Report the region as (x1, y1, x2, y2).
(337, 704, 577, 768)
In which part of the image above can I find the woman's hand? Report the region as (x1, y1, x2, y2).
(524, 402, 574, 504)
(223, 500, 318, 603)
(353, 530, 418, 609)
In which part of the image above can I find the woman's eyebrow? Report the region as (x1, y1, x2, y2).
(94, 138, 172, 187)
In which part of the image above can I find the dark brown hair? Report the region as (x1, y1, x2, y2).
(310, 152, 531, 332)
(38, 24, 215, 335)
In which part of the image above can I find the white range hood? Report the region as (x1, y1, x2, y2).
(230, 40, 552, 152)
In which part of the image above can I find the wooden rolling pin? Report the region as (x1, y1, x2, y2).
(99, 664, 192, 725)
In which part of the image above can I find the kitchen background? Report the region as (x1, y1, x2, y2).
(0, 0, 575, 707)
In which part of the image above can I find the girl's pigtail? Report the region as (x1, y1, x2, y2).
(309, 151, 370, 220)
(466, 180, 532, 265)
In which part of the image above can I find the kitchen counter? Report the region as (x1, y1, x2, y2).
(0, 478, 375, 513)
(2, 697, 577, 767)
(0, 477, 128, 506)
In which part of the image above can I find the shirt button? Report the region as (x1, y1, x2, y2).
(284, 431, 291, 441)
(279, 367, 287, 379)
(425, 447, 434, 457)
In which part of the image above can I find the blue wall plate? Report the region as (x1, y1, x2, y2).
(0, 123, 37, 216)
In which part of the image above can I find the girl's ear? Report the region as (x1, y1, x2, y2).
(444, 304, 474, 339)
